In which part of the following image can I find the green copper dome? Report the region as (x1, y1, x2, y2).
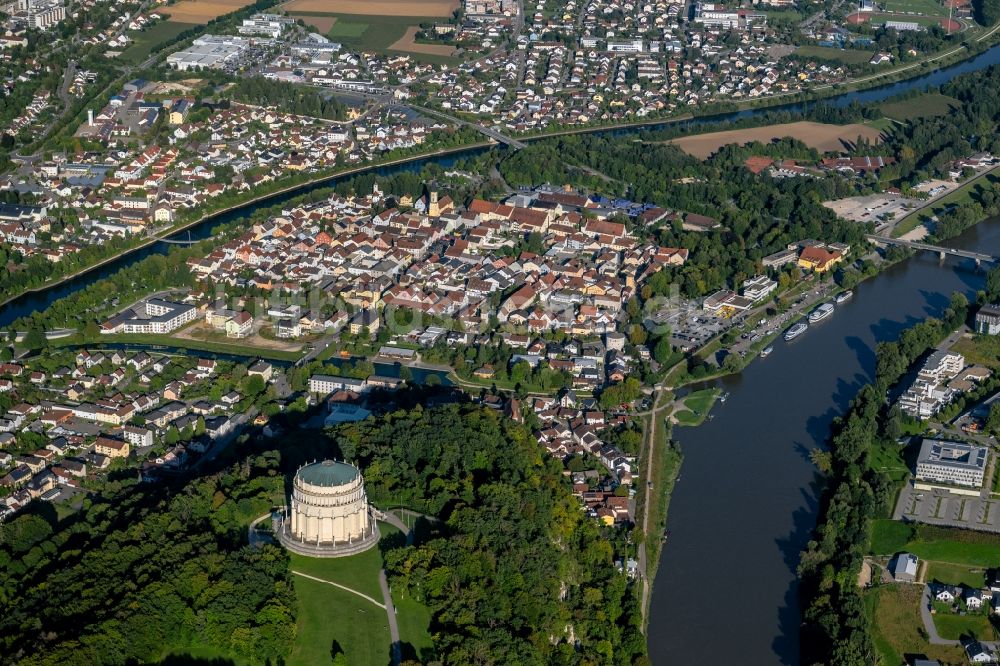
(297, 460, 360, 487)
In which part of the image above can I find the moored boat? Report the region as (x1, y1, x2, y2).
(784, 322, 808, 341)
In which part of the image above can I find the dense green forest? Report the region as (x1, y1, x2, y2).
(0, 403, 645, 666)
(0, 461, 293, 665)
(974, 0, 1000, 26)
(333, 404, 647, 666)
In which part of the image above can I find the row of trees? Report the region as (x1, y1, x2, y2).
(227, 76, 347, 121)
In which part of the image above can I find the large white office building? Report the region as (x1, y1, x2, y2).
(915, 438, 989, 494)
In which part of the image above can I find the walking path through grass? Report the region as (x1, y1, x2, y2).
(291, 570, 386, 608)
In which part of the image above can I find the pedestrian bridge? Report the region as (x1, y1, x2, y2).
(867, 235, 998, 264)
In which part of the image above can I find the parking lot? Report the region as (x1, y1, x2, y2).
(893, 482, 1000, 533)
(823, 193, 920, 228)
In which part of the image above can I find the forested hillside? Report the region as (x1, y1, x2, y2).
(0, 403, 645, 666)
(0, 461, 293, 665)
(334, 404, 647, 665)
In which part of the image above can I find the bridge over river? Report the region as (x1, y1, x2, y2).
(867, 234, 998, 264)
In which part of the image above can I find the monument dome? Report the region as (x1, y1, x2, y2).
(278, 460, 379, 557)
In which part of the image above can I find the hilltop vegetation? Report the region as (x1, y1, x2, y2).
(0, 403, 646, 666)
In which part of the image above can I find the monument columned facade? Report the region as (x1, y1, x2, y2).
(277, 460, 379, 557)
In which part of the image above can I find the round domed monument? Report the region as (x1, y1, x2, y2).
(278, 460, 379, 557)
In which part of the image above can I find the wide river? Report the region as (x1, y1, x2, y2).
(3, 39, 1000, 665)
(648, 220, 1000, 664)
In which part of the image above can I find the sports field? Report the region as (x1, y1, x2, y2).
(162, 0, 256, 23)
(669, 121, 884, 159)
(281, 0, 458, 16)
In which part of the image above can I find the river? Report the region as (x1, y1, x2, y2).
(4, 43, 1000, 327)
(647, 220, 1000, 664)
(4, 39, 1000, 664)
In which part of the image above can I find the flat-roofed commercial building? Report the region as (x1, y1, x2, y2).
(915, 438, 988, 495)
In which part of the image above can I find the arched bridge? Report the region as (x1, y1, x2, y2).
(867, 235, 997, 265)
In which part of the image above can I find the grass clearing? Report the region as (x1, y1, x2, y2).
(865, 584, 967, 665)
(287, 536, 389, 601)
(287, 523, 432, 666)
(871, 519, 916, 555)
(673, 388, 720, 426)
(119, 21, 196, 64)
(289, 574, 390, 666)
(870, 442, 910, 484)
(932, 612, 997, 641)
(925, 560, 989, 588)
(953, 335, 1000, 370)
(878, 524, 1000, 567)
(394, 595, 434, 663)
(878, 92, 960, 120)
(793, 45, 877, 64)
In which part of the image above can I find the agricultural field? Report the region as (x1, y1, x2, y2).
(793, 44, 878, 64)
(118, 20, 196, 63)
(389, 26, 457, 57)
(878, 92, 960, 120)
(280, 0, 458, 16)
(283, 11, 461, 62)
(161, 0, 257, 23)
(298, 14, 337, 31)
(669, 121, 884, 159)
(328, 20, 369, 38)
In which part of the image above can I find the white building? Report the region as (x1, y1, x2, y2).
(309, 374, 366, 395)
(741, 275, 777, 302)
(166, 35, 249, 71)
(102, 299, 197, 335)
(238, 13, 295, 38)
(278, 460, 380, 557)
(915, 439, 988, 493)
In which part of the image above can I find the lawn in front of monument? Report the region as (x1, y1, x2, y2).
(288, 573, 390, 666)
(287, 522, 433, 665)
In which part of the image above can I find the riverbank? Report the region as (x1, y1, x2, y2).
(7, 39, 1000, 322)
(515, 23, 1000, 144)
(0, 140, 493, 316)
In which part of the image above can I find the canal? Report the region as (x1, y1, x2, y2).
(3, 43, 1000, 328)
(648, 220, 1000, 664)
